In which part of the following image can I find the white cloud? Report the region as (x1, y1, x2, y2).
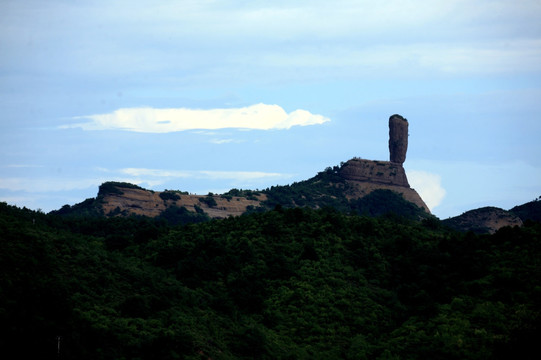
(408, 160, 541, 218)
(63, 104, 330, 133)
(407, 170, 446, 211)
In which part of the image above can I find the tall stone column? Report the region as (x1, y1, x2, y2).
(389, 114, 408, 164)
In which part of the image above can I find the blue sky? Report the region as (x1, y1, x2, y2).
(1, 0, 540, 219)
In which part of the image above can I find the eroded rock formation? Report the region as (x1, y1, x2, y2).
(336, 113, 429, 213)
(338, 158, 429, 212)
(339, 158, 409, 187)
(389, 114, 408, 164)
(98, 186, 266, 219)
(64, 113, 431, 218)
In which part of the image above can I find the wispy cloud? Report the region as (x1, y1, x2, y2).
(119, 167, 292, 185)
(4, 164, 45, 168)
(120, 168, 192, 178)
(0, 177, 109, 193)
(407, 170, 446, 211)
(0, 168, 294, 194)
(253, 39, 541, 78)
(62, 104, 330, 133)
(209, 138, 239, 145)
(198, 170, 289, 181)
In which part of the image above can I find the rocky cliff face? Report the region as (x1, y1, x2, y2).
(335, 114, 427, 212)
(338, 158, 429, 212)
(339, 158, 409, 187)
(389, 114, 408, 164)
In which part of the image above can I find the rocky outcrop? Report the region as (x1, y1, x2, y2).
(58, 113, 433, 219)
(339, 158, 409, 187)
(338, 158, 429, 212)
(334, 114, 428, 213)
(98, 186, 265, 219)
(389, 114, 408, 164)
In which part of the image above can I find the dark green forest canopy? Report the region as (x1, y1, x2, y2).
(1, 201, 540, 359)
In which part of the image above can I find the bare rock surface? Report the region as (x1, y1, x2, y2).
(389, 114, 408, 164)
(339, 158, 409, 187)
(100, 188, 265, 219)
(339, 158, 429, 212)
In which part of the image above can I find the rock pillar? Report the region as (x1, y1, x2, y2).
(389, 114, 408, 164)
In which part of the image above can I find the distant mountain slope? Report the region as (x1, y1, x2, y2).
(510, 197, 541, 223)
(442, 207, 523, 234)
(442, 197, 541, 234)
(52, 159, 431, 222)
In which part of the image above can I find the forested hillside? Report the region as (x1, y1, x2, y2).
(1, 201, 539, 359)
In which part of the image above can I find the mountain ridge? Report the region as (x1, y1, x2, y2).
(53, 157, 430, 222)
(443, 198, 541, 234)
(52, 164, 541, 234)
(51, 111, 540, 232)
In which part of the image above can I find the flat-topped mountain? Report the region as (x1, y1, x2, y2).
(338, 158, 428, 211)
(96, 182, 266, 219)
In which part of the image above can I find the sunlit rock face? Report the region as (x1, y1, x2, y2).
(339, 159, 409, 187)
(389, 114, 408, 164)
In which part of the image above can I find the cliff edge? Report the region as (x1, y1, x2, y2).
(336, 113, 427, 212)
(339, 158, 428, 213)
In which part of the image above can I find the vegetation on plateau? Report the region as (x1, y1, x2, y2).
(51, 163, 432, 223)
